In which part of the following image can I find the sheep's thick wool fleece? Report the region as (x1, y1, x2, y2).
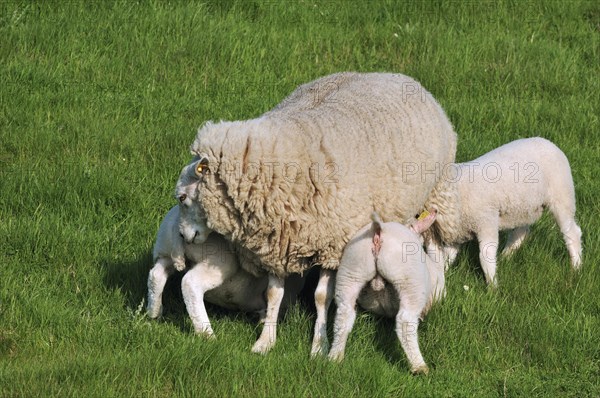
(192, 72, 457, 277)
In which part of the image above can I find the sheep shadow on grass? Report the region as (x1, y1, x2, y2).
(102, 251, 188, 331)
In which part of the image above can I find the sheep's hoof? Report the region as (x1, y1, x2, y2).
(310, 347, 327, 359)
(251, 339, 274, 354)
(411, 365, 429, 375)
(146, 306, 162, 319)
(195, 330, 215, 339)
(327, 351, 344, 363)
(173, 264, 187, 272)
(310, 338, 329, 358)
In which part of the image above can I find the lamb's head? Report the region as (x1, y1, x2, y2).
(175, 158, 212, 244)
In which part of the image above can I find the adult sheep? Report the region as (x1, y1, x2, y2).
(182, 72, 458, 354)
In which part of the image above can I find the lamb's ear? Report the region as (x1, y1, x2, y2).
(410, 209, 437, 235)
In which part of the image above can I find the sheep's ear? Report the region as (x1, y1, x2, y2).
(194, 157, 209, 177)
(411, 209, 437, 235)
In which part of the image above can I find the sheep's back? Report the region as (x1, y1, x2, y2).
(194, 73, 457, 276)
(457, 137, 574, 231)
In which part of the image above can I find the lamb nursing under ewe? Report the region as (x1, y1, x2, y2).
(145, 71, 584, 374)
(147, 203, 304, 337)
(180, 71, 459, 354)
(434, 137, 582, 286)
(328, 210, 445, 374)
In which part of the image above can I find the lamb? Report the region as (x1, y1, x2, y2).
(181, 72, 459, 354)
(146, 204, 304, 337)
(328, 210, 445, 375)
(434, 137, 582, 287)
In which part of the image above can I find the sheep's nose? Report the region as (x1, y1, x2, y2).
(179, 232, 185, 239)
(183, 231, 199, 244)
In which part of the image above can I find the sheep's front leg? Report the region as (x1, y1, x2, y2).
(252, 274, 285, 354)
(181, 265, 224, 338)
(147, 258, 174, 319)
(395, 309, 428, 375)
(477, 228, 499, 287)
(310, 269, 336, 357)
(328, 277, 367, 362)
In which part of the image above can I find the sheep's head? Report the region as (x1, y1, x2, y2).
(175, 158, 212, 244)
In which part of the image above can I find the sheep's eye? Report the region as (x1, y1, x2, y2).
(179, 194, 187, 203)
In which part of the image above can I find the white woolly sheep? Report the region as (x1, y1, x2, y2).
(181, 72, 458, 354)
(328, 210, 445, 374)
(146, 205, 304, 337)
(435, 137, 582, 286)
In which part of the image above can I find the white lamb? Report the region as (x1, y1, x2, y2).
(436, 137, 582, 286)
(147, 205, 304, 337)
(328, 210, 445, 375)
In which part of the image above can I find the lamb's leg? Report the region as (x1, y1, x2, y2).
(395, 308, 428, 375)
(147, 258, 174, 319)
(310, 269, 336, 357)
(181, 264, 225, 338)
(477, 227, 499, 287)
(328, 277, 367, 362)
(501, 226, 530, 257)
(442, 244, 460, 271)
(252, 274, 285, 354)
(386, 276, 429, 374)
(550, 206, 583, 270)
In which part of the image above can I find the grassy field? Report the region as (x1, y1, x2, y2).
(1, 0, 599, 396)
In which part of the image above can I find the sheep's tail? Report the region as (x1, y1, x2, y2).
(370, 275, 386, 291)
(370, 212, 385, 291)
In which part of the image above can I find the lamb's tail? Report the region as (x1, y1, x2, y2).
(370, 212, 385, 291)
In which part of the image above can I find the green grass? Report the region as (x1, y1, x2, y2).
(1, 0, 599, 396)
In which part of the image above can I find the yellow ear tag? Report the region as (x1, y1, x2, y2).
(417, 210, 430, 221)
(196, 163, 205, 175)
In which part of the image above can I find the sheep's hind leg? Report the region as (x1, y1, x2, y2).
(252, 274, 285, 354)
(395, 308, 428, 375)
(147, 258, 174, 319)
(328, 276, 368, 362)
(550, 206, 583, 270)
(501, 226, 530, 257)
(310, 269, 336, 357)
(442, 244, 460, 271)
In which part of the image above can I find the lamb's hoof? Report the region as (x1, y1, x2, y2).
(173, 264, 186, 272)
(195, 329, 215, 339)
(411, 364, 429, 375)
(251, 339, 274, 354)
(327, 351, 344, 363)
(146, 307, 162, 319)
(310, 339, 329, 358)
(486, 277, 498, 289)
